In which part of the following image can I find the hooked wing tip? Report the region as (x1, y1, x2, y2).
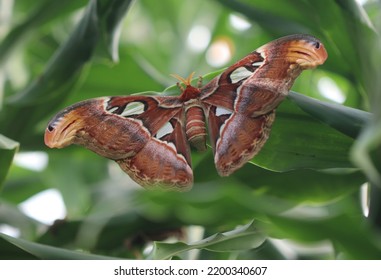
(44, 113, 79, 149)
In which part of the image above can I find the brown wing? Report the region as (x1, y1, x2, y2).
(201, 34, 327, 176)
(45, 96, 193, 191)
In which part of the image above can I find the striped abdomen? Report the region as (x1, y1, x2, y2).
(185, 104, 207, 151)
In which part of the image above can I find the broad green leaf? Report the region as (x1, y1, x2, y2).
(343, 2, 381, 186)
(0, 234, 38, 260)
(217, 0, 309, 34)
(252, 97, 355, 171)
(97, 0, 134, 61)
(0, 0, 87, 66)
(0, 166, 47, 205)
(216, 0, 374, 90)
(7, 0, 99, 106)
(351, 121, 381, 185)
(0, 233, 118, 260)
(289, 91, 372, 139)
(194, 151, 365, 204)
(66, 48, 165, 106)
(0, 134, 19, 189)
(0, 200, 40, 240)
(151, 220, 266, 259)
(266, 214, 381, 260)
(233, 166, 365, 203)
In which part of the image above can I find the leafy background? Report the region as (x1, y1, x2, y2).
(0, 0, 381, 260)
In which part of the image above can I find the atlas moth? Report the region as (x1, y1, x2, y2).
(45, 34, 328, 191)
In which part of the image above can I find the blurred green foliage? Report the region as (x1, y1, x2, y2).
(0, 0, 381, 259)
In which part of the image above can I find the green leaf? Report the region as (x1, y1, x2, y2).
(217, 0, 309, 34)
(0, 200, 40, 240)
(0, 233, 119, 259)
(266, 214, 381, 260)
(0, 166, 47, 205)
(0, 134, 19, 189)
(0, 0, 87, 66)
(351, 121, 381, 185)
(217, 0, 374, 86)
(289, 90, 381, 186)
(195, 151, 365, 204)
(0, 234, 38, 260)
(151, 220, 266, 260)
(7, 0, 99, 106)
(97, 0, 134, 61)
(233, 166, 365, 203)
(251, 97, 355, 171)
(289, 91, 371, 139)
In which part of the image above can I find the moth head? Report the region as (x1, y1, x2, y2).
(258, 34, 328, 70)
(172, 72, 202, 101)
